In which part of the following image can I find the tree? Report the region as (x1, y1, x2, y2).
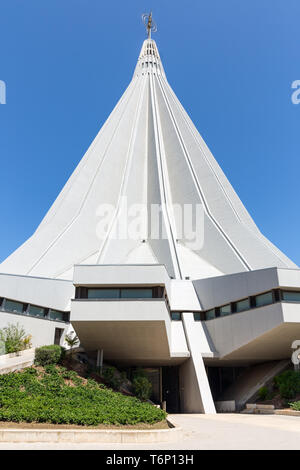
(64, 333, 79, 361)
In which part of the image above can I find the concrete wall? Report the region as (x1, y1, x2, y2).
(0, 311, 69, 349)
(0, 273, 74, 311)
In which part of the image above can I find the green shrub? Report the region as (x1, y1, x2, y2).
(133, 376, 152, 401)
(0, 366, 166, 426)
(35, 345, 64, 366)
(258, 386, 269, 401)
(274, 370, 300, 399)
(0, 323, 30, 354)
(102, 366, 122, 390)
(289, 401, 300, 411)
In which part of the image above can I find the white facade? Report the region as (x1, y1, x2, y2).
(0, 34, 299, 414)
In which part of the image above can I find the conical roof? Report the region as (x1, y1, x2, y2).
(0, 38, 297, 280)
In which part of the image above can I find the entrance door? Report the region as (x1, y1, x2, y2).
(54, 328, 64, 345)
(162, 366, 180, 413)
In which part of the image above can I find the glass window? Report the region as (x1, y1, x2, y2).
(255, 292, 273, 307)
(206, 309, 216, 320)
(171, 312, 181, 321)
(49, 309, 64, 321)
(120, 289, 153, 299)
(5, 300, 24, 314)
(282, 291, 300, 302)
(194, 312, 201, 321)
(87, 289, 120, 299)
(220, 304, 231, 317)
(235, 298, 250, 313)
(28, 305, 46, 318)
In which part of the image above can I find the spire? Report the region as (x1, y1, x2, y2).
(142, 12, 157, 39)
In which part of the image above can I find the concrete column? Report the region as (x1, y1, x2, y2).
(96, 349, 104, 374)
(181, 312, 216, 414)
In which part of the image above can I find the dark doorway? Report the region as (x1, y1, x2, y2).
(162, 366, 180, 413)
(54, 328, 64, 345)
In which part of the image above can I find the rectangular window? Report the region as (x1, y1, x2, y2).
(255, 291, 273, 308)
(120, 288, 153, 299)
(235, 298, 250, 313)
(28, 305, 46, 318)
(171, 312, 181, 321)
(5, 300, 24, 314)
(194, 312, 201, 321)
(87, 289, 120, 299)
(220, 304, 231, 317)
(206, 309, 216, 320)
(49, 309, 64, 321)
(282, 291, 300, 302)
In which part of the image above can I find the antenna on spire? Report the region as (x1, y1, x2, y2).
(142, 12, 157, 39)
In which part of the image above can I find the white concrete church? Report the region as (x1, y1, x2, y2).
(1, 17, 300, 413)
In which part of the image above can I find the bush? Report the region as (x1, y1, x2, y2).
(133, 376, 152, 401)
(102, 366, 122, 390)
(274, 370, 300, 399)
(258, 386, 269, 401)
(0, 366, 166, 426)
(0, 323, 31, 354)
(35, 345, 65, 366)
(289, 401, 300, 411)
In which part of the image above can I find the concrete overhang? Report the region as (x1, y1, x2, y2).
(204, 301, 300, 364)
(71, 298, 189, 366)
(73, 264, 170, 289)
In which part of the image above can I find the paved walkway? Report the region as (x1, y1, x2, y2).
(0, 348, 35, 375)
(1, 413, 300, 449)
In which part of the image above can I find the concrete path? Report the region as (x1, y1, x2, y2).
(0, 348, 35, 375)
(1, 413, 300, 449)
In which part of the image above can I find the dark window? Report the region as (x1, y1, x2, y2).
(235, 298, 250, 313)
(88, 289, 120, 299)
(120, 288, 153, 299)
(255, 291, 273, 308)
(171, 312, 181, 321)
(28, 305, 46, 318)
(205, 309, 216, 320)
(5, 300, 24, 314)
(49, 309, 64, 321)
(282, 291, 300, 302)
(219, 304, 231, 317)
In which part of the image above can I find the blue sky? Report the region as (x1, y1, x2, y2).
(0, 0, 299, 265)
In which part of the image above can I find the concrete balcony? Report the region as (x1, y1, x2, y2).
(204, 301, 300, 364)
(71, 298, 189, 366)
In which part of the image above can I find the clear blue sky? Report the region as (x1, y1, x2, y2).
(0, 0, 299, 265)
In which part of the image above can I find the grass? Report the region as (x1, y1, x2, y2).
(0, 365, 167, 427)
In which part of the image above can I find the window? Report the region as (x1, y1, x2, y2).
(49, 309, 64, 321)
(121, 289, 153, 299)
(5, 300, 24, 314)
(194, 312, 201, 321)
(235, 298, 250, 313)
(171, 312, 181, 321)
(220, 304, 231, 317)
(28, 305, 46, 318)
(282, 291, 300, 302)
(206, 309, 216, 320)
(255, 292, 273, 308)
(87, 289, 120, 299)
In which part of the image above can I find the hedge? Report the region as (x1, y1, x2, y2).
(34, 345, 65, 366)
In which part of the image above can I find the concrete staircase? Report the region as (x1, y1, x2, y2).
(220, 359, 290, 411)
